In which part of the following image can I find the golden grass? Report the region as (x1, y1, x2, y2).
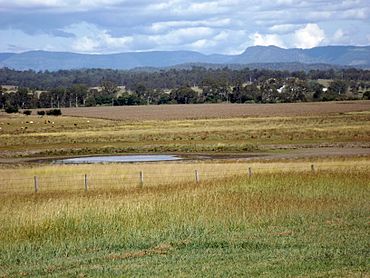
(1, 112, 369, 158)
(0, 103, 369, 276)
(1, 158, 369, 194)
(0, 167, 369, 276)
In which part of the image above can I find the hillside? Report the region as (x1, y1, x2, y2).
(0, 45, 369, 71)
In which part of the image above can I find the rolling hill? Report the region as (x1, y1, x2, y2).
(0, 45, 369, 71)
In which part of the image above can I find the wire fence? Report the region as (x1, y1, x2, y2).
(0, 163, 368, 194)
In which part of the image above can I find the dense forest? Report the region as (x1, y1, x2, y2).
(1, 66, 370, 111)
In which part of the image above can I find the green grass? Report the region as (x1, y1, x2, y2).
(0, 170, 369, 277)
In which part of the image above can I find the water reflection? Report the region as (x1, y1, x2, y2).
(56, 155, 182, 164)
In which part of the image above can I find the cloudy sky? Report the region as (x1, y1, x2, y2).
(0, 0, 369, 54)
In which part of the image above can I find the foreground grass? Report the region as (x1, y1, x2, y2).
(0, 169, 369, 277)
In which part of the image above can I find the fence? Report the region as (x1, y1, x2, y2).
(0, 163, 368, 194)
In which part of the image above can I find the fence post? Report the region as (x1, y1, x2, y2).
(139, 171, 144, 187)
(195, 170, 200, 183)
(248, 167, 252, 177)
(311, 164, 315, 173)
(84, 174, 88, 192)
(34, 176, 38, 193)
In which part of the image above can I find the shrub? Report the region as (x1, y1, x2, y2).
(363, 91, 370, 100)
(46, 109, 62, 116)
(37, 110, 46, 116)
(23, 110, 32, 116)
(4, 104, 18, 114)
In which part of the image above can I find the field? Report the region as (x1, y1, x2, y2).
(1, 101, 370, 277)
(60, 101, 370, 121)
(1, 101, 370, 160)
(0, 167, 369, 277)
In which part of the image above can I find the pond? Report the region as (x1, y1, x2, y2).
(55, 155, 182, 164)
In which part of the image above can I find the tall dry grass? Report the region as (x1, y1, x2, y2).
(0, 167, 369, 276)
(1, 159, 369, 193)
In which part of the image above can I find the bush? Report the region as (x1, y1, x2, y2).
(23, 110, 32, 116)
(46, 109, 62, 116)
(363, 91, 370, 100)
(37, 111, 46, 116)
(4, 104, 18, 114)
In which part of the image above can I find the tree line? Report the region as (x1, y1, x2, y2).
(1, 67, 370, 111)
(1, 67, 370, 90)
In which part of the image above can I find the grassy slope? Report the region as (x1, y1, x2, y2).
(0, 170, 369, 277)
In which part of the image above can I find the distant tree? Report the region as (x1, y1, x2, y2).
(115, 92, 143, 105)
(170, 87, 198, 104)
(68, 84, 88, 107)
(84, 96, 97, 107)
(328, 80, 348, 95)
(4, 103, 18, 113)
(230, 83, 259, 103)
(0, 88, 5, 109)
(308, 80, 324, 101)
(38, 91, 52, 108)
(260, 79, 281, 103)
(157, 91, 171, 104)
(280, 78, 308, 102)
(363, 91, 370, 100)
(101, 80, 118, 96)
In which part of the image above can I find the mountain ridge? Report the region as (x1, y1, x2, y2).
(0, 45, 369, 71)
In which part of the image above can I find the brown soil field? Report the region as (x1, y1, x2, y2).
(60, 101, 370, 121)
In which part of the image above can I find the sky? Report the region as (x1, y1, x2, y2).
(0, 0, 369, 54)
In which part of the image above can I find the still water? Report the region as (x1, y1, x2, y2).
(56, 155, 182, 164)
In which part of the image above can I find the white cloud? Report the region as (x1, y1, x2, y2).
(151, 27, 214, 44)
(293, 23, 325, 48)
(147, 0, 238, 17)
(64, 22, 133, 53)
(269, 24, 299, 34)
(333, 29, 345, 41)
(0, 0, 126, 9)
(250, 32, 286, 48)
(0, 0, 369, 54)
(150, 18, 232, 33)
(0, 0, 62, 8)
(341, 8, 369, 19)
(330, 28, 350, 44)
(0, 28, 70, 52)
(72, 37, 100, 52)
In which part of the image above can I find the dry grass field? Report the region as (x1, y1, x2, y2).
(0, 166, 369, 277)
(1, 101, 370, 277)
(60, 101, 370, 121)
(1, 103, 369, 160)
(1, 158, 369, 194)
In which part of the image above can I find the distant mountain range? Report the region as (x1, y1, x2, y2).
(0, 45, 369, 71)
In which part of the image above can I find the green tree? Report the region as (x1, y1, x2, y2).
(170, 87, 198, 104)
